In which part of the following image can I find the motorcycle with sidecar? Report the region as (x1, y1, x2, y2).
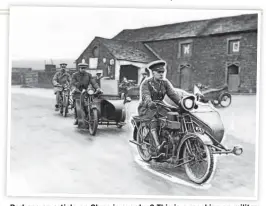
(74, 79, 131, 135)
(130, 89, 242, 184)
(195, 83, 232, 107)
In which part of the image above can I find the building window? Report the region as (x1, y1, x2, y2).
(228, 39, 240, 54)
(89, 58, 98, 69)
(180, 42, 192, 57)
(92, 46, 99, 57)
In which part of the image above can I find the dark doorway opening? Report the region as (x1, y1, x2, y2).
(119, 65, 139, 84)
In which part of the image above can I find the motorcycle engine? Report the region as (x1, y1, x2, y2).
(83, 96, 88, 106)
(160, 130, 180, 149)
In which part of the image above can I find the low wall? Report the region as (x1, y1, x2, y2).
(12, 70, 76, 88)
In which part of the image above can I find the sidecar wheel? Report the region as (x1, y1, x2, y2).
(211, 100, 220, 106)
(89, 108, 98, 136)
(183, 136, 214, 184)
(136, 125, 152, 162)
(219, 93, 232, 107)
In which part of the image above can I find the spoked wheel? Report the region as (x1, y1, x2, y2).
(182, 135, 214, 184)
(136, 125, 152, 162)
(62, 93, 69, 117)
(59, 95, 64, 115)
(88, 108, 98, 136)
(219, 93, 232, 108)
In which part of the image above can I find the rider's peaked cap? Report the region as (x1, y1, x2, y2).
(147, 60, 166, 72)
(60, 63, 67, 67)
(78, 59, 89, 67)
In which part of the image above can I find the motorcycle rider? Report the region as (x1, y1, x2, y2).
(119, 76, 130, 99)
(138, 60, 181, 157)
(71, 60, 103, 125)
(52, 63, 71, 111)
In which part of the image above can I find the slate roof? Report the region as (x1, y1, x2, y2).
(96, 37, 158, 63)
(113, 14, 258, 42)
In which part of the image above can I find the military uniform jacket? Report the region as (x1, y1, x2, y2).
(138, 78, 181, 116)
(52, 71, 71, 86)
(71, 71, 99, 91)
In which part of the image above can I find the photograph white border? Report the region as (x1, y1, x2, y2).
(5, 5, 262, 201)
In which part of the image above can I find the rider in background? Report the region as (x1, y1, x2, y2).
(71, 60, 103, 125)
(52, 63, 71, 111)
(138, 60, 181, 157)
(95, 72, 103, 86)
(119, 76, 130, 99)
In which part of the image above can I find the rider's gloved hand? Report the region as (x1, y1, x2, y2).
(96, 88, 103, 94)
(148, 101, 157, 109)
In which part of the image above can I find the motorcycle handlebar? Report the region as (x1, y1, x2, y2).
(154, 101, 176, 112)
(55, 84, 70, 88)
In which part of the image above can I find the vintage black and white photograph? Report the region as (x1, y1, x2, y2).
(8, 6, 260, 199)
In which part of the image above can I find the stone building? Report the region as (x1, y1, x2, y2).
(75, 37, 157, 84)
(76, 13, 258, 93)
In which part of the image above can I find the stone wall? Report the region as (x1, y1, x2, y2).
(146, 31, 257, 93)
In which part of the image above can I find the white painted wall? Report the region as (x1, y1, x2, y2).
(86, 69, 103, 76)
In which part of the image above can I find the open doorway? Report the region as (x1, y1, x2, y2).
(119, 65, 139, 84)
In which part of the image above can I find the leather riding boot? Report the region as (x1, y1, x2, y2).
(73, 119, 78, 125)
(55, 92, 60, 111)
(73, 106, 78, 125)
(56, 92, 60, 104)
(151, 129, 166, 155)
(55, 104, 59, 111)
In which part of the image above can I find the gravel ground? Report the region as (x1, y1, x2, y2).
(8, 87, 257, 198)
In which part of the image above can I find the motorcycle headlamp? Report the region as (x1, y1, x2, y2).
(184, 99, 193, 109)
(87, 89, 94, 95)
(181, 96, 196, 111)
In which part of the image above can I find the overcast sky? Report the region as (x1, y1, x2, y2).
(10, 7, 258, 61)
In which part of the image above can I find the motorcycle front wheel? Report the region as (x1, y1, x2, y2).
(136, 125, 152, 162)
(62, 93, 69, 117)
(59, 95, 64, 115)
(88, 108, 98, 136)
(182, 135, 214, 184)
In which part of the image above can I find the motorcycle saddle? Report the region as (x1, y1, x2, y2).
(132, 115, 151, 123)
